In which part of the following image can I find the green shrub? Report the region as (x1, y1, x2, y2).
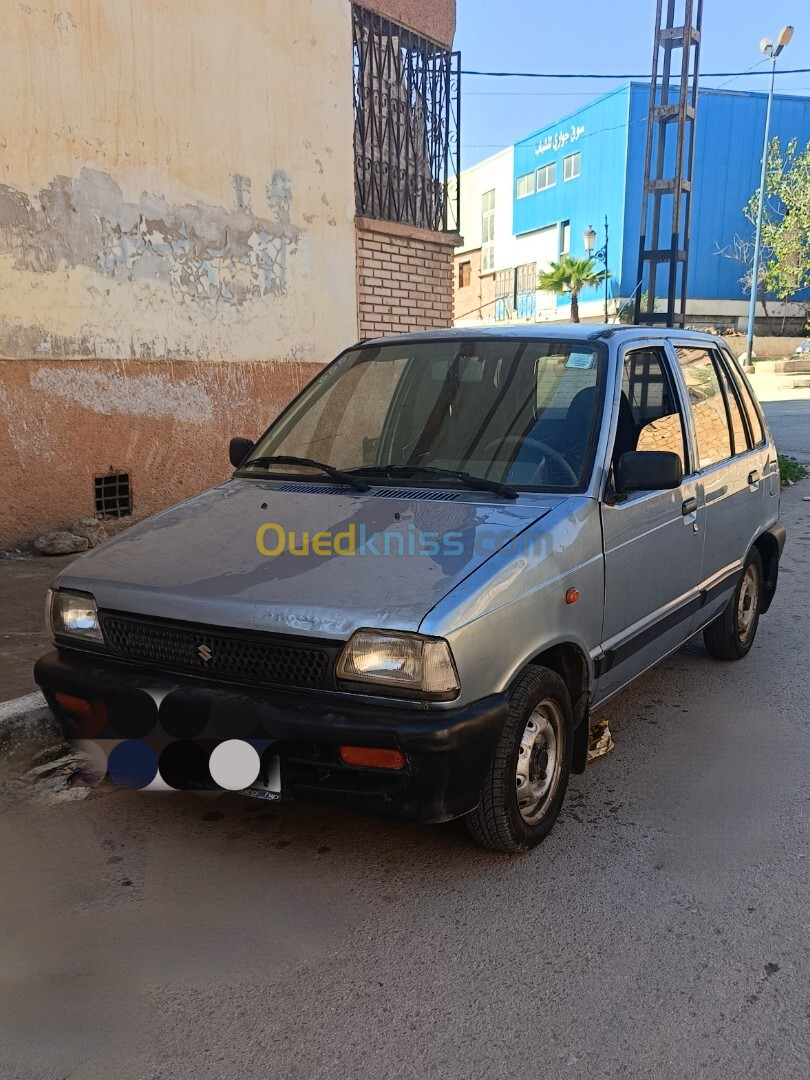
(778, 455, 808, 485)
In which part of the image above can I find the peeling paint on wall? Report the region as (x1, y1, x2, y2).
(29, 367, 214, 422)
(0, 0, 359, 545)
(0, 168, 299, 306)
(0, 0, 358, 363)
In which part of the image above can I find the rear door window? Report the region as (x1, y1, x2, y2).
(723, 351, 765, 446)
(675, 347, 733, 469)
(714, 353, 750, 455)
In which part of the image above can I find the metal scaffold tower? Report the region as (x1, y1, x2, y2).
(635, 0, 704, 327)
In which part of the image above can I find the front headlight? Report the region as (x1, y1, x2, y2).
(47, 588, 104, 644)
(336, 630, 459, 696)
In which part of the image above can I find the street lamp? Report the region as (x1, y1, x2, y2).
(745, 25, 794, 370)
(584, 216, 609, 322)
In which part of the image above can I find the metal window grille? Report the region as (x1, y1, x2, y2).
(95, 472, 132, 518)
(352, 5, 460, 232)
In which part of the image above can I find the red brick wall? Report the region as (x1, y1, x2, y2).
(356, 217, 460, 338)
(368, 0, 456, 48)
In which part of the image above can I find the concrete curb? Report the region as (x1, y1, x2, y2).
(0, 691, 64, 766)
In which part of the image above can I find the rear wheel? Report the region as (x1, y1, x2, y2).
(466, 666, 572, 853)
(703, 547, 763, 661)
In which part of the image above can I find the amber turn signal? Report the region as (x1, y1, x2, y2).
(338, 745, 406, 770)
(53, 691, 107, 737)
(565, 588, 580, 605)
(54, 692, 93, 715)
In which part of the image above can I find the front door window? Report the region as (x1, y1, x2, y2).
(613, 346, 689, 479)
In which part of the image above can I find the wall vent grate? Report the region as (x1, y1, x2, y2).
(95, 472, 132, 518)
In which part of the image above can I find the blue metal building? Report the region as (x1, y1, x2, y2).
(507, 82, 810, 322)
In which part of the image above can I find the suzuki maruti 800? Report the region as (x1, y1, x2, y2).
(36, 327, 784, 852)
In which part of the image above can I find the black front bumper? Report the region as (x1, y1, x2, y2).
(34, 649, 508, 823)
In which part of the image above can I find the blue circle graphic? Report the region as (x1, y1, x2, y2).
(107, 740, 158, 789)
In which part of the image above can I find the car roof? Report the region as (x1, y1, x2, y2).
(357, 325, 724, 348)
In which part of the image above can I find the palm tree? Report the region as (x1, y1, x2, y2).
(537, 256, 610, 323)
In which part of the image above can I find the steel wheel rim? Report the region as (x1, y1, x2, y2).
(737, 563, 759, 645)
(515, 698, 563, 824)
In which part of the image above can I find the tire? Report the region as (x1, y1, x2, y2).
(466, 666, 573, 853)
(703, 547, 763, 661)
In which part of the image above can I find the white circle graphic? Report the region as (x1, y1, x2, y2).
(209, 740, 261, 791)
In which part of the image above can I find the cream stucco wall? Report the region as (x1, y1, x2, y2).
(0, 0, 357, 362)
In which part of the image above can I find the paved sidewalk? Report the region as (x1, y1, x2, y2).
(0, 553, 77, 699)
(748, 370, 810, 404)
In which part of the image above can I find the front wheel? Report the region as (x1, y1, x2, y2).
(466, 667, 572, 853)
(703, 547, 763, 661)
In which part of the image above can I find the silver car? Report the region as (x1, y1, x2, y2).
(36, 327, 784, 852)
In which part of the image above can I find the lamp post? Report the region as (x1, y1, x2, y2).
(584, 216, 609, 322)
(745, 25, 794, 370)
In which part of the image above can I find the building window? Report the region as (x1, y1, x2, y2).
(516, 172, 535, 199)
(536, 162, 556, 191)
(495, 268, 514, 320)
(352, 5, 460, 231)
(563, 152, 581, 181)
(482, 190, 495, 272)
(516, 263, 537, 319)
(560, 220, 571, 256)
(458, 261, 471, 288)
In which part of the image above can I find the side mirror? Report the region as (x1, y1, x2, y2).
(615, 451, 683, 494)
(229, 436, 255, 468)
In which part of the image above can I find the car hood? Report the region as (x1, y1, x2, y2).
(57, 479, 558, 638)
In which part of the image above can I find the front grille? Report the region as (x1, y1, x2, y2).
(100, 612, 333, 688)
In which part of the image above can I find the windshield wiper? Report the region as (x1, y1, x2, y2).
(349, 464, 518, 499)
(239, 455, 370, 492)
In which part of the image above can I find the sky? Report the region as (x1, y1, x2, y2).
(455, 0, 810, 170)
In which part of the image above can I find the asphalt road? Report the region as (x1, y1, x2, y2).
(1, 409, 809, 1080)
(763, 400, 810, 462)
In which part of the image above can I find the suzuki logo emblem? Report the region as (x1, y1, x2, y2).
(197, 642, 213, 663)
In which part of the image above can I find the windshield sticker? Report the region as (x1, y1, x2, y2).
(566, 351, 595, 370)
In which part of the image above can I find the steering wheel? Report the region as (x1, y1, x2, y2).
(480, 436, 579, 486)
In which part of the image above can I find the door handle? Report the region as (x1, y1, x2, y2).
(682, 496, 698, 516)
(748, 470, 760, 485)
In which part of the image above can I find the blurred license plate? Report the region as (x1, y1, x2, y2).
(243, 755, 281, 802)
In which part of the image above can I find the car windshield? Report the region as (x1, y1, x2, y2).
(242, 338, 606, 490)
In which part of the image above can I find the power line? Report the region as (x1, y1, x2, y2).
(461, 66, 810, 79)
(466, 84, 810, 97)
(461, 63, 784, 151)
(465, 58, 777, 97)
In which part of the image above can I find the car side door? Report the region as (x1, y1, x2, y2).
(671, 342, 771, 631)
(594, 342, 705, 705)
